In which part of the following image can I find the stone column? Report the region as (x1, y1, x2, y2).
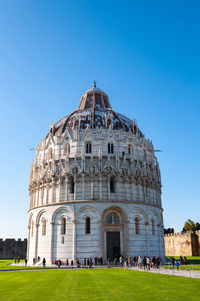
(27, 226, 31, 261)
(143, 185, 147, 203)
(74, 177, 77, 201)
(99, 176, 102, 200)
(72, 219, 77, 260)
(46, 185, 49, 204)
(49, 221, 54, 264)
(107, 178, 110, 200)
(91, 177, 94, 200)
(145, 222, 149, 256)
(65, 178, 69, 201)
(157, 224, 161, 256)
(34, 223, 39, 262)
(82, 175, 85, 200)
(58, 179, 62, 202)
(116, 177, 120, 201)
(99, 220, 104, 258)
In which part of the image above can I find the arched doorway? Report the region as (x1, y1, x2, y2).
(100, 206, 129, 261)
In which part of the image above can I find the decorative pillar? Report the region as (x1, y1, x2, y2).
(145, 222, 149, 256)
(50, 221, 54, 264)
(157, 224, 161, 256)
(27, 226, 31, 261)
(91, 176, 94, 200)
(99, 220, 104, 258)
(65, 178, 69, 201)
(82, 175, 85, 200)
(107, 178, 110, 200)
(116, 177, 120, 201)
(72, 219, 77, 260)
(74, 177, 77, 201)
(46, 185, 49, 204)
(99, 176, 102, 200)
(58, 178, 62, 202)
(34, 223, 39, 262)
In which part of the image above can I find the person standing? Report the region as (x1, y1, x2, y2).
(42, 258, 46, 269)
(58, 259, 61, 269)
(25, 258, 28, 267)
(114, 257, 117, 267)
(65, 259, 69, 267)
(107, 258, 111, 268)
(83, 258, 86, 268)
(175, 261, 180, 270)
(147, 257, 151, 271)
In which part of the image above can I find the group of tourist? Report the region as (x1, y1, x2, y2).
(170, 256, 188, 270)
(49, 255, 161, 270)
(14, 256, 21, 264)
(111, 256, 161, 270)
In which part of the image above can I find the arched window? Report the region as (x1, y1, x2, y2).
(69, 177, 75, 194)
(61, 236, 64, 244)
(64, 143, 70, 154)
(42, 219, 46, 236)
(128, 145, 132, 155)
(86, 142, 92, 153)
(61, 217, 66, 235)
(152, 219, 155, 235)
(48, 148, 52, 160)
(110, 177, 115, 193)
(134, 125, 137, 134)
(85, 217, 91, 234)
(108, 143, 114, 154)
(135, 217, 140, 234)
(107, 119, 112, 129)
(106, 213, 120, 224)
(74, 120, 79, 128)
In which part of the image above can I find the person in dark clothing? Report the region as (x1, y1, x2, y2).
(25, 258, 28, 267)
(107, 258, 111, 268)
(100, 257, 103, 266)
(58, 259, 61, 268)
(143, 256, 147, 270)
(114, 257, 117, 267)
(184, 256, 187, 265)
(171, 256, 175, 269)
(83, 258, 86, 268)
(42, 258, 46, 269)
(87, 258, 89, 268)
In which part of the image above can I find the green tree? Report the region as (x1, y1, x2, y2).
(195, 222, 200, 231)
(183, 219, 196, 232)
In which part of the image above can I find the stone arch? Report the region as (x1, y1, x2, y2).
(75, 206, 100, 220)
(131, 207, 148, 223)
(51, 206, 75, 223)
(102, 206, 128, 223)
(151, 209, 161, 225)
(36, 209, 48, 225)
(28, 213, 34, 228)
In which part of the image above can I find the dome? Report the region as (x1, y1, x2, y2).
(48, 82, 143, 137)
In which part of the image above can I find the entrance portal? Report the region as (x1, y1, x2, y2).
(106, 232, 120, 260)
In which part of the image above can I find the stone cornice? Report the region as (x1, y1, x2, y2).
(28, 199, 163, 214)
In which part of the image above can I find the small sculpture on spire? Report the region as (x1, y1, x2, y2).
(93, 80, 96, 88)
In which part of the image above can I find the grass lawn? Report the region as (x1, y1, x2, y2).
(0, 269, 200, 301)
(163, 264, 200, 271)
(166, 256, 200, 264)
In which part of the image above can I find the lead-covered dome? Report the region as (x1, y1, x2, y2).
(48, 82, 142, 137)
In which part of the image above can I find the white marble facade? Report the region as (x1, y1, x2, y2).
(27, 84, 165, 265)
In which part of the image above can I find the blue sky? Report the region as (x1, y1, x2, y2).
(0, 1, 199, 238)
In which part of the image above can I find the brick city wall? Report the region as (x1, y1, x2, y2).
(164, 230, 200, 256)
(0, 239, 27, 259)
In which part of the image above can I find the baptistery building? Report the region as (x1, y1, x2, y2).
(27, 83, 165, 265)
